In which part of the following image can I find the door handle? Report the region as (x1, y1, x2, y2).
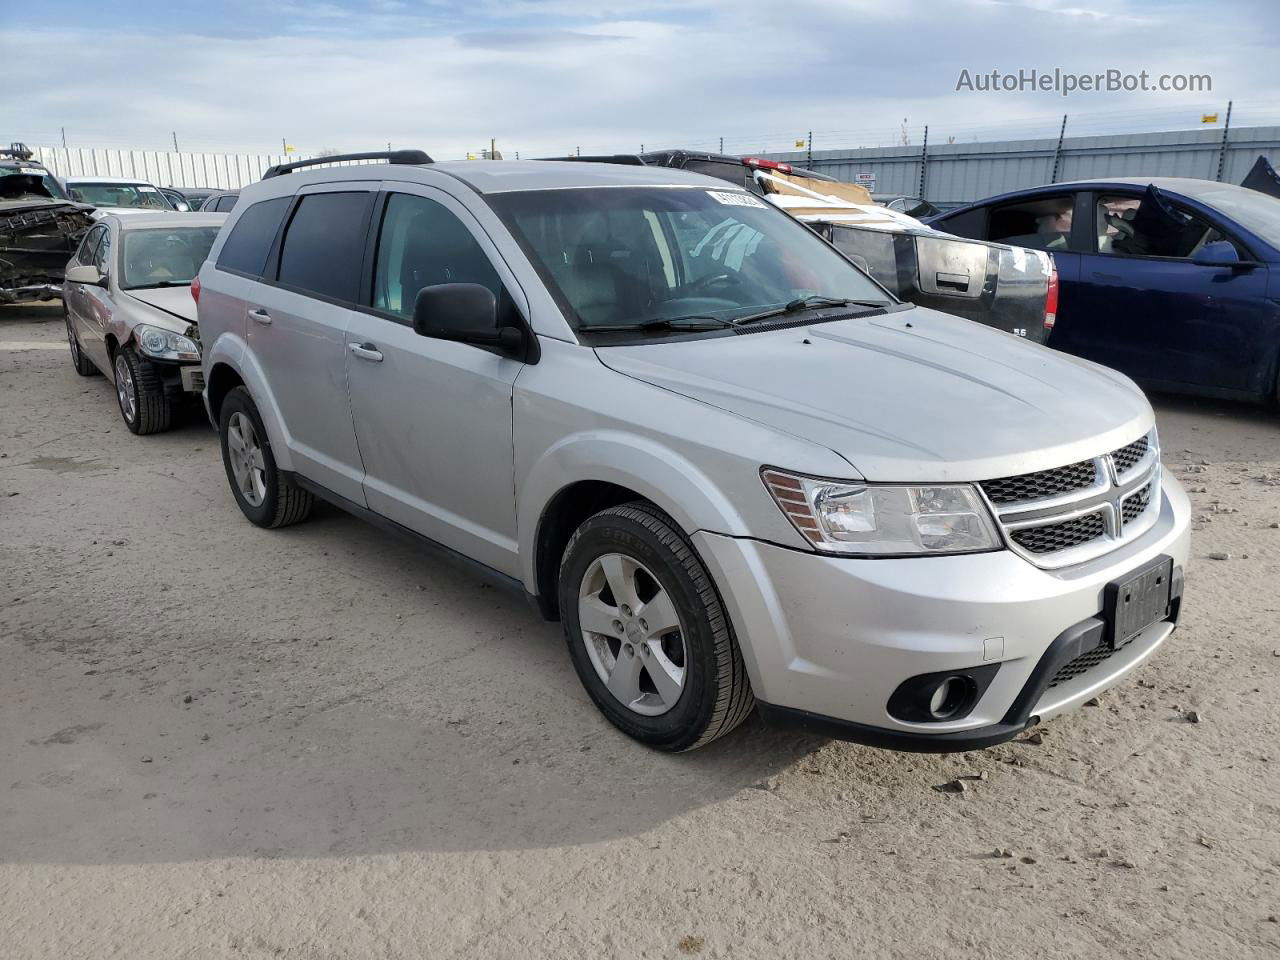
(348, 342, 384, 362)
(249, 308, 272, 325)
(936, 271, 970, 291)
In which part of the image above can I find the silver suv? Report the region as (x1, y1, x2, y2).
(197, 151, 1190, 752)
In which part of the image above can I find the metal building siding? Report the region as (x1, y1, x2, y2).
(756, 126, 1280, 206)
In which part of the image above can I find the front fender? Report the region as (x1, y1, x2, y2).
(516, 428, 810, 591)
(202, 332, 295, 474)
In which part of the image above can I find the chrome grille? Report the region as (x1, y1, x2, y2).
(982, 430, 1160, 568)
(1113, 436, 1149, 475)
(981, 460, 1097, 505)
(1010, 512, 1106, 554)
(1121, 482, 1153, 525)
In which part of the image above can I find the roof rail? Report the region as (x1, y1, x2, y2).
(535, 154, 648, 166)
(262, 149, 433, 180)
(2, 142, 35, 161)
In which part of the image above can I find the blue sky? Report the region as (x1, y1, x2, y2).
(4, 0, 1276, 160)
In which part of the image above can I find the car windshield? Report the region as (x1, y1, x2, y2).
(121, 226, 220, 289)
(1194, 186, 1280, 248)
(488, 185, 891, 332)
(0, 165, 70, 201)
(69, 182, 172, 210)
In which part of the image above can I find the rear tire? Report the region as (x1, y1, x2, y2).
(558, 501, 754, 751)
(218, 386, 314, 529)
(114, 346, 173, 434)
(65, 308, 97, 376)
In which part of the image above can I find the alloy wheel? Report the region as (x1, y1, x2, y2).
(578, 553, 687, 716)
(226, 411, 268, 507)
(114, 354, 136, 423)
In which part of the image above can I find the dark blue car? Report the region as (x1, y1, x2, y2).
(929, 177, 1280, 405)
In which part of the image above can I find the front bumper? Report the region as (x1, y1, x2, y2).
(692, 474, 1191, 752)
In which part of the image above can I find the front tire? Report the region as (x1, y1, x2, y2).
(558, 501, 754, 751)
(218, 386, 314, 528)
(114, 346, 173, 434)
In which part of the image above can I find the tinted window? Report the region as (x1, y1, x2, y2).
(216, 196, 289, 277)
(214, 194, 238, 212)
(988, 194, 1075, 251)
(277, 192, 372, 302)
(373, 193, 501, 318)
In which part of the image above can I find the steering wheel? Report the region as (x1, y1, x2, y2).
(685, 272, 742, 295)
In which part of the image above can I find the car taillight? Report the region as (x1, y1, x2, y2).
(744, 156, 793, 175)
(191, 275, 201, 304)
(1043, 262, 1058, 333)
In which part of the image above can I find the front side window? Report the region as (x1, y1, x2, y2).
(121, 227, 220, 289)
(77, 225, 106, 266)
(372, 193, 502, 319)
(489, 186, 890, 331)
(1096, 191, 1216, 259)
(67, 182, 172, 209)
(987, 194, 1075, 251)
(276, 192, 372, 302)
(93, 228, 112, 275)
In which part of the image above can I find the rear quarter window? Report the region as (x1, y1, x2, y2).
(216, 197, 290, 277)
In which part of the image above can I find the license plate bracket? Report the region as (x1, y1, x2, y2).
(1105, 555, 1174, 649)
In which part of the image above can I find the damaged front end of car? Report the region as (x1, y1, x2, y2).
(0, 200, 97, 305)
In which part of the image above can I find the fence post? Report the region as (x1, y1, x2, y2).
(1215, 100, 1233, 182)
(918, 125, 929, 199)
(1050, 114, 1068, 183)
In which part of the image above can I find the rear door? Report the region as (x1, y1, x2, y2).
(344, 185, 525, 576)
(245, 184, 374, 504)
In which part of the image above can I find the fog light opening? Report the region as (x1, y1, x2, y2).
(928, 676, 973, 720)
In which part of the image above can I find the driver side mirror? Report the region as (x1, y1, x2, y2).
(412, 283, 526, 358)
(1192, 240, 1258, 269)
(65, 264, 107, 288)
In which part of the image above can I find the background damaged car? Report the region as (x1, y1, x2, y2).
(0, 143, 96, 305)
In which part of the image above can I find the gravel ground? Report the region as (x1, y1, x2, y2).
(2, 301, 1278, 959)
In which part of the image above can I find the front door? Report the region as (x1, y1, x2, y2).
(1062, 190, 1270, 390)
(344, 187, 526, 577)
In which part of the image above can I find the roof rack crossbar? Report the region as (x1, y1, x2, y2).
(262, 149, 433, 180)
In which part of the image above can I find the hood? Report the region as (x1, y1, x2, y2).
(594, 308, 1153, 483)
(125, 286, 198, 327)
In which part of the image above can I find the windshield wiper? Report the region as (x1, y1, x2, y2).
(126, 280, 191, 289)
(733, 295, 890, 327)
(583, 315, 737, 333)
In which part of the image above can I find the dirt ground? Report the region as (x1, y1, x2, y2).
(2, 300, 1278, 960)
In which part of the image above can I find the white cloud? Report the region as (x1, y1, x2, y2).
(3, 0, 1273, 160)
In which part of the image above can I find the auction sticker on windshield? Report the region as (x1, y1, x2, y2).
(707, 190, 766, 208)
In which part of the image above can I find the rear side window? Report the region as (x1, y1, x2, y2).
(214, 195, 238, 212)
(277, 192, 372, 303)
(987, 194, 1076, 251)
(217, 197, 289, 277)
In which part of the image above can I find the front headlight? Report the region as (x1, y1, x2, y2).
(762, 468, 1002, 556)
(135, 323, 200, 361)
